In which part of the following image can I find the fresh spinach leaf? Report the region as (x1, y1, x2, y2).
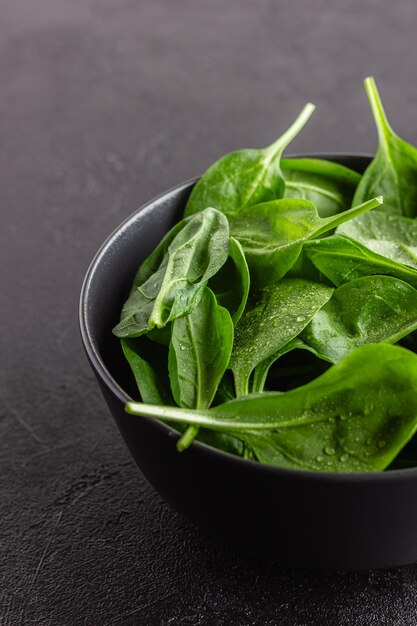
(130, 219, 186, 292)
(282, 158, 361, 217)
(337, 211, 417, 269)
(229, 278, 334, 396)
(229, 196, 382, 287)
(194, 429, 245, 457)
(126, 344, 417, 472)
(117, 83, 417, 473)
(113, 208, 229, 338)
(353, 77, 417, 217)
(208, 237, 249, 325)
(169, 287, 234, 450)
(184, 104, 316, 218)
(304, 235, 417, 288)
(121, 338, 172, 405)
(301, 276, 417, 362)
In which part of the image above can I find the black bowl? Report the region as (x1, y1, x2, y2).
(79, 155, 417, 570)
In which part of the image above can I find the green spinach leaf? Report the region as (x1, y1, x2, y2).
(282, 158, 361, 217)
(229, 278, 334, 396)
(301, 276, 417, 362)
(113, 208, 229, 338)
(208, 237, 249, 325)
(194, 429, 245, 457)
(184, 104, 316, 218)
(121, 338, 172, 405)
(353, 77, 417, 217)
(169, 287, 234, 449)
(304, 235, 417, 288)
(127, 344, 417, 472)
(337, 211, 417, 269)
(229, 196, 382, 287)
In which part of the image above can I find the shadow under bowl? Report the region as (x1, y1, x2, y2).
(79, 154, 417, 570)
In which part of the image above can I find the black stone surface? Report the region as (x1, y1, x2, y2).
(2, 1, 417, 624)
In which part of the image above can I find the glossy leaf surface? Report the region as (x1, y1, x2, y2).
(127, 345, 417, 472)
(208, 237, 250, 325)
(184, 104, 315, 218)
(168, 288, 234, 410)
(229, 196, 382, 287)
(304, 235, 417, 288)
(282, 158, 361, 217)
(121, 338, 172, 405)
(229, 278, 333, 396)
(337, 210, 417, 269)
(113, 208, 229, 337)
(301, 276, 417, 362)
(353, 77, 417, 217)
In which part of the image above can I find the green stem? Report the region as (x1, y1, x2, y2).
(125, 400, 331, 431)
(314, 196, 383, 237)
(364, 76, 393, 146)
(243, 446, 254, 460)
(177, 425, 200, 451)
(233, 371, 250, 398)
(251, 367, 267, 393)
(265, 103, 316, 160)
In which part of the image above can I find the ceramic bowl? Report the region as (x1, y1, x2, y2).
(80, 155, 417, 570)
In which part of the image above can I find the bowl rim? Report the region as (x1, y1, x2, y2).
(79, 152, 417, 484)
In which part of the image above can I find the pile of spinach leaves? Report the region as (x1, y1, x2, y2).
(114, 77, 417, 473)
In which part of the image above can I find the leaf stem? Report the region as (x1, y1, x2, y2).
(314, 195, 383, 237)
(364, 76, 393, 146)
(243, 446, 254, 460)
(251, 368, 267, 394)
(125, 400, 330, 431)
(265, 103, 316, 160)
(177, 425, 199, 451)
(233, 373, 250, 398)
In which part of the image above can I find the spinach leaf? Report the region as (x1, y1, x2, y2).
(337, 211, 417, 269)
(229, 278, 334, 396)
(281, 158, 361, 217)
(353, 77, 417, 217)
(194, 429, 245, 458)
(300, 276, 417, 362)
(130, 219, 187, 292)
(304, 235, 417, 288)
(113, 208, 229, 338)
(169, 287, 234, 450)
(126, 344, 417, 472)
(229, 196, 383, 287)
(121, 338, 172, 405)
(208, 237, 249, 325)
(184, 104, 316, 218)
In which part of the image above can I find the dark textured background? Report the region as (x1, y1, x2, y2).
(2, 1, 417, 624)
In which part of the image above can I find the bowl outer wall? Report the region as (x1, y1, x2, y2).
(80, 154, 417, 569)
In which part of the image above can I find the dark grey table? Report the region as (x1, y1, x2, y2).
(2, 1, 417, 624)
